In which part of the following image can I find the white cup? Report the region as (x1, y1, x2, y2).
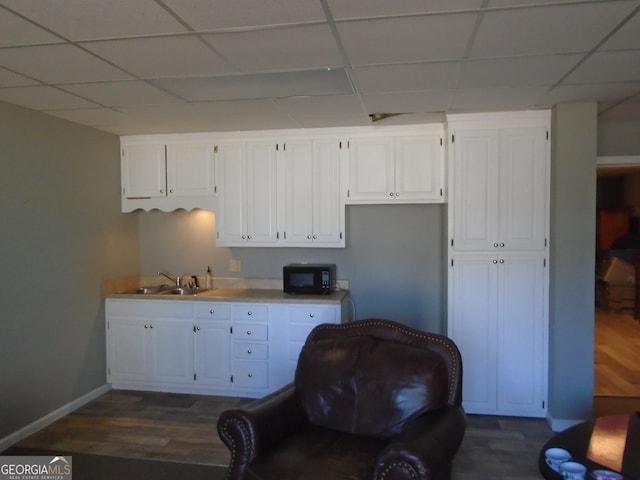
(545, 447, 571, 472)
(560, 461, 587, 480)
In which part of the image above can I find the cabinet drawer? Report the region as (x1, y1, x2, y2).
(234, 322, 268, 341)
(195, 302, 231, 319)
(233, 342, 268, 360)
(233, 360, 268, 389)
(289, 305, 337, 324)
(232, 304, 268, 321)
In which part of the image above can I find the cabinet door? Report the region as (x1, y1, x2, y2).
(107, 317, 149, 383)
(216, 142, 247, 245)
(194, 321, 231, 386)
(395, 135, 443, 202)
(121, 143, 166, 198)
(166, 143, 216, 197)
(346, 136, 395, 203)
(449, 255, 498, 413)
(246, 141, 279, 244)
(496, 254, 546, 416)
(450, 130, 500, 251)
(499, 128, 548, 251)
(312, 139, 344, 244)
(282, 140, 314, 244)
(149, 319, 194, 384)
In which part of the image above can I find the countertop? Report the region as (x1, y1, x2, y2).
(106, 287, 349, 304)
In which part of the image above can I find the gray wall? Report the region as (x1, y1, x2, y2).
(0, 101, 139, 440)
(138, 204, 445, 333)
(598, 121, 640, 155)
(548, 103, 597, 422)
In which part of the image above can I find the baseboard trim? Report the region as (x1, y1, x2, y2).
(0, 384, 111, 452)
(546, 414, 585, 432)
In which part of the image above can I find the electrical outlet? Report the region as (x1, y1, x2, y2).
(229, 259, 241, 272)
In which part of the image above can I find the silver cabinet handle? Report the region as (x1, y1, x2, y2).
(169, 189, 174, 193)
(494, 243, 499, 248)
(247, 235, 252, 239)
(500, 242, 505, 247)
(389, 192, 394, 197)
(196, 326, 201, 331)
(493, 259, 498, 264)
(309, 313, 315, 318)
(160, 189, 164, 194)
(312, 235, 317, 239)
(395, 192, 400, 196)
(248, 373, 253, 378)
(242, 235, 246, 239)
(247, 311, 252, 316)
(247, 349, 252, 354)
(499, 259, 505, 263)
(307, 234, 312, 239)
(246, 330, 252, 335)
(145, 324, 149, 329)
(210, 309, 215, 315)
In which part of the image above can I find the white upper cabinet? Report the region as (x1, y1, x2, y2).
(216, 141, 279, 246)
(121, 138, 216, 212)
(281, 138, 344, 247)
(449, 114, 549, 252)
(345, 125, 445, 204)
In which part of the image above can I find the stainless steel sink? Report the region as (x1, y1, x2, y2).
(160, 287, 209, 295)
(121, 285, 172, 294)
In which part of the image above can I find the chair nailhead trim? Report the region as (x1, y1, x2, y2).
(307, 320, 460, 404)
(221, 417, 253, 480)
(380, 461, 418, 480)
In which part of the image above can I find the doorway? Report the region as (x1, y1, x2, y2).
(594, 164, 640, 414)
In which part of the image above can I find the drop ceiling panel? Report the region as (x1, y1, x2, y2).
(59, 81, 181, 106)
(599, 96, 640, 122)
(326, 0, 484, 19)
(1, 0, 187, 40)
(0, 67, 40, 87)
(203, 25, 343, 72)
(460, 54, 583, 88)
(542, 82, 640, 105)
(362, 91, 453, 113)
(352, 62, 462, 93)
(564, 51, 640, 84)
(151, 69, 353, 102)
(162, 0, 326, 30)
(471, 2, 640, 58)
(274, 94, 367, 119)
(601, 11, 640, 50)
(449, 86, 547, 111)
(0, 8, 63, 47)
(44, 107, 130, 126)
(0, 85, 100, 110)
(337, 13, 478, 65)
(81, 36, 233, 79)
(0, 44, 133, 83)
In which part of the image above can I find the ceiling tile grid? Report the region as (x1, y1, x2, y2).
(0, 0, 637, 134)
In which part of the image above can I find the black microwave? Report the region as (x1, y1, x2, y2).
(283, 263, 336, 295)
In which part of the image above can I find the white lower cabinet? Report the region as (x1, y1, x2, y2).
(448, 254, 547, 417)
(106, 296, 346, 397)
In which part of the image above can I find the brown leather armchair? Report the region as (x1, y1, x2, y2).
(217, 319, 466, 480)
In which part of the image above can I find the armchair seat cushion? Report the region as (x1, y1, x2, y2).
(295, 334, 449, 436)
(244, 424, 388, 480)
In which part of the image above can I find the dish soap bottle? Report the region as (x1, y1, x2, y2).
(206, 266, 213, 289)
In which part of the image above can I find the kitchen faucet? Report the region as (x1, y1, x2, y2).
(157, 271, 186, 287)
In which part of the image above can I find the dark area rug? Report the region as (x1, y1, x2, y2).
(1, 446, 228, 480)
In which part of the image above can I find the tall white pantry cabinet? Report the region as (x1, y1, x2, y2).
(446, 111, 550, 418)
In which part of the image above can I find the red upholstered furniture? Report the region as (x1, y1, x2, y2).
(217, 318, 466, 480)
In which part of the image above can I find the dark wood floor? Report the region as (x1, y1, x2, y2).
(10, 389, 555, 480)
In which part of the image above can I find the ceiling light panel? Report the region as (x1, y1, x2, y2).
(161, 0, 327, 30)
(202, 24, 343, 72)
(0, 44, 133, 83)
(0, 0, 188, 40)
(336, 13, 478, 65)
(471, 2, 640, 58)
(81, 36, 233, 78)
(151, 68, 353, 102)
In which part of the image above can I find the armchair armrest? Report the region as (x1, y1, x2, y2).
(374, 407, 466, 480)
(217, 384, 307, 469)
